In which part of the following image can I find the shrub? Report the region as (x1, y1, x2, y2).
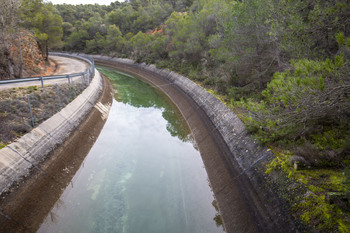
(344, 167, 350, 194)
(11, 123, 31, 134)
(241, 53, 350, 165)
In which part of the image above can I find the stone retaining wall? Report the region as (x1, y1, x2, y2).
(0, 56, 103, 197)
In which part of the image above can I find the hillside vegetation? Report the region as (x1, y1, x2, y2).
(0, 0, 62, 79)
(1, 0, 349, 231)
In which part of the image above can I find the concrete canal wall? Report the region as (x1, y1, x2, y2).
(0, 56, 103, 197)
(81, 54, 300, 233)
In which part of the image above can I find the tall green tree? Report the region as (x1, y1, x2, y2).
(21, 1, 63, 60)
(33, 4, 63, 60)
(266, 0, 350, 59)
(86, 32, 106, 54)
(0, 0, 21, 78)
(210, 0, 282, 89)
(129, 31, 153, 59)
(106, 25, 125, 55)
(65, 28, 89, 51)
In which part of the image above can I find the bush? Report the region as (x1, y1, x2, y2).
(344, 167, 350, 196)
(11, 123, 31, 134)
(241, 53, 350, 165)
(0, 83, 86, 145)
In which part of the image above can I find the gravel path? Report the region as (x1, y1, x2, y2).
(51, 55, 88, 75)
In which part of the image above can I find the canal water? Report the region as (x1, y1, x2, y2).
(38, 67, 224, 233)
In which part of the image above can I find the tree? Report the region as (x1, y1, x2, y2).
(105, 6, 137, 34)
(21, 1, 63, 60)
(241, 52, 350, 164)
(150, 33, 167, 60)
(54, 3, 76, 23)
(62, 22, 74, 41)
(106, 25, 125, 54)
(86, 32, 106, 54)
(84, 13, 106, 38)
(129, 31, 152, 59)
(0, 0, 22, 78)
(65, 29, 89, 51)
(276, 0, 350, 59)
(210, 0, 283, 89)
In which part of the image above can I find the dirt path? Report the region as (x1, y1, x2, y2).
(51, 55, 88, 75)
(0, 56, 88, 90)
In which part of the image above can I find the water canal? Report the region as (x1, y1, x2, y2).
(38, 67, 224, 233)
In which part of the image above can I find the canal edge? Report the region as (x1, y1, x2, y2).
(85, 54, 301, 233)
(0, 55, 113, 231)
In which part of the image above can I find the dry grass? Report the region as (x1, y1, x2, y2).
(0, 83, 86, 147)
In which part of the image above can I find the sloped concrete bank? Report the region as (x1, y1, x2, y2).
(0, 55, 111, 233)
(0, 64, 102, 197)
(0, 55, 103, 195)
(0, 75, 112, 233)
(80, 54, 301, 233)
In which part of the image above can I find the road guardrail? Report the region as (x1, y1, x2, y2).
(0, 53, 95, 87)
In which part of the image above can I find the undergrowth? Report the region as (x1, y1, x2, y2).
(266, 149, 350, 232)
(0, 83, 86, 146)
(226, 52, 350, 230)
(145, 50, 350, 231)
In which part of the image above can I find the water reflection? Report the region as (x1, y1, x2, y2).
(100, 68, 191, 142)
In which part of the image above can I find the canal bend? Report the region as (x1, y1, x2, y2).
(38, 66, 224, 233)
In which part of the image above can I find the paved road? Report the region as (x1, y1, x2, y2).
(52, 55, 88, 75)
(0, 56, 89, 90)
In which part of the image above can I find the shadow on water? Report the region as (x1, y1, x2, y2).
(0, 75, 113, 233)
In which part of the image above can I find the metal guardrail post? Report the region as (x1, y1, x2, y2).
(84, 72, 87, 86)
(0, 54, 95, 87)
(67, 75, 70, 84)
(81, 73, 85, 86)
(27, 95, 35, 128)
(71, 78, 76, 97)
(56, 84, 61, 109)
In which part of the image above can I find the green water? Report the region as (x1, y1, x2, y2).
(38, 67, 224, 233)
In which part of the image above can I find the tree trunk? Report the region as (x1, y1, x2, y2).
(45, 40, 49, 61)
(17, 30, 23, 78)
(7, 53, 14, 78)
(258, 61, 264, 89)
(3, 37, 14, 78)
(1, 30, 14, 79)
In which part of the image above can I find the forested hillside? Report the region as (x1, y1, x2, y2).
(1, 0, 350, 231)
(0, 0, 63, 79)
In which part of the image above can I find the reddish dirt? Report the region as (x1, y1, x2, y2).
(38, 59, 57, 76)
